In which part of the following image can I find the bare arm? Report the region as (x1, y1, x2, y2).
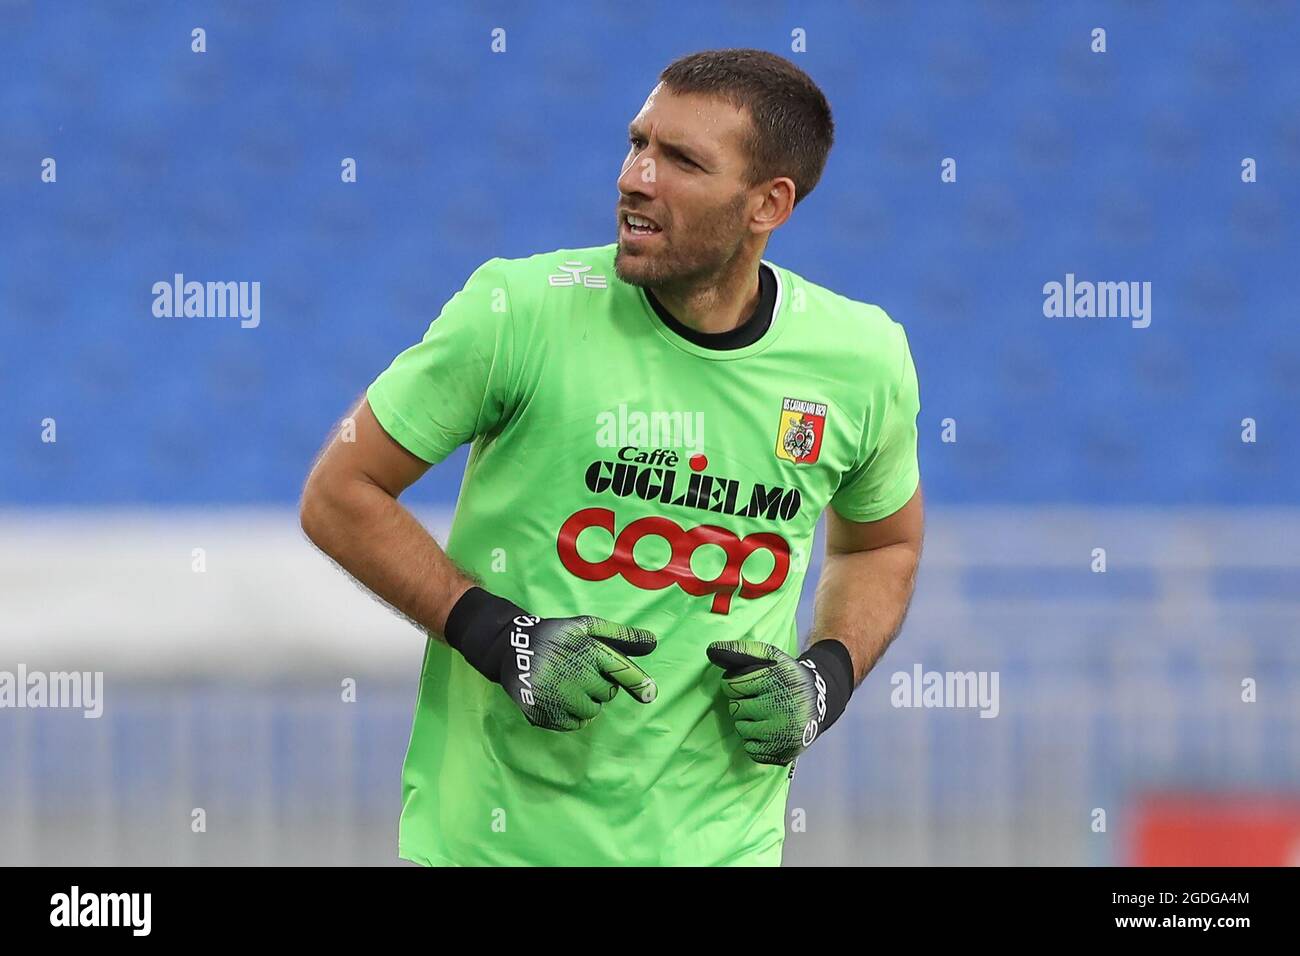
(299, 397, 475, 637)
(810, 485, 925, 684)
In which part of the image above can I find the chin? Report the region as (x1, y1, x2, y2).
(613, 248, 656, 287)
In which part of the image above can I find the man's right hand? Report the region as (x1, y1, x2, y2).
(444, 587, 658, 731)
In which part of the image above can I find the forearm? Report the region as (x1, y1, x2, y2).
(299, 473, 474, 636)
(809, 540, 920, 685)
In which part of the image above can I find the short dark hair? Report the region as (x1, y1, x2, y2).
(659, 48, 834, 208)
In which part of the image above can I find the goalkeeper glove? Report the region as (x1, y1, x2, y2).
(444, 587, 658, 731)
(706, 638, 855, 766)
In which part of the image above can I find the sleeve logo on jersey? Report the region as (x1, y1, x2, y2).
(775, 398, 827, 465)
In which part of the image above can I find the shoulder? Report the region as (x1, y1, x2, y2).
(772, 262, 912, 379)
(466, 244, 618, 294)
(454, 245, 622, 353)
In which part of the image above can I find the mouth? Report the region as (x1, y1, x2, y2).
(620, 211, 663, 240)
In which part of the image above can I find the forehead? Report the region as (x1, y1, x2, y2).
(629, 83, 750, 157)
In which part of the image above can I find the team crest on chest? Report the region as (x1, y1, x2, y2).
(775, 398, 827, 465)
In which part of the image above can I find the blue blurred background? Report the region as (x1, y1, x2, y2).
(1, 0, 1298, 865)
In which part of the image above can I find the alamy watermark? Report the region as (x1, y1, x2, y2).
(0, 665, 103, 718)
(152, 274, 260, 328)
(1043, 273, 1150, 328)
(595, 404, 705, 455)
(50, 886, 150, 936)
(890, 664, 999, 718)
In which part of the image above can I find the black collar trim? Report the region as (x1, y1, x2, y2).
(644, 263, 776, 351)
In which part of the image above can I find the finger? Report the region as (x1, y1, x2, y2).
(734, 717, 781, 739)
(717, 668, 776, 700)
(577, 670, 620, 705)
(563, 690, 602, 723)
(582, 617, 658, 657)
(706, 639, 784, 677)
(589, 642, 658, 704)
(528, 707, 585, 732)
(726, 697, 768, 722)
(743, 740, 787, 765)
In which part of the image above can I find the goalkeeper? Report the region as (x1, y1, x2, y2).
(300, 49, 923, 866)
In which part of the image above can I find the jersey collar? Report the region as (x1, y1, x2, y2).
(634, 259, 787, 361)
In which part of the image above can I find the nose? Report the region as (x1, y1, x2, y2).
(618, 146, 657, 201)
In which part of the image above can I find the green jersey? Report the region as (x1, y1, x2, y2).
(367, 242, 921, 866)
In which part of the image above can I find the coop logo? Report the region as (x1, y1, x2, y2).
(775, 398, 826, 464)
(557, 507, 789, 614)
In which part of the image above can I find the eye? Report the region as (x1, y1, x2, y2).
(629, 135, 646, 150)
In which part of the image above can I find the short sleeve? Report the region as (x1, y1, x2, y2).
(365, 258, 516, 465)
(829, 320, 921, 523)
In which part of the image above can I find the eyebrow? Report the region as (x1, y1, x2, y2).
(627, 122, 711, 168)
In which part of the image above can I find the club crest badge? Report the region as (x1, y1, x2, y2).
(775, 398, 827, 465)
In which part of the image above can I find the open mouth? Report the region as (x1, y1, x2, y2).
(622, 212, 663, 237)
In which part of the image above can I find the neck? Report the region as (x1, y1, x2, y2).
(650, 247, 764, 335)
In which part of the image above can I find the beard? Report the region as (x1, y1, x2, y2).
(613, 191, 749, 290)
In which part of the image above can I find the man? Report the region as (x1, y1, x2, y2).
(300, 48, 923, 866)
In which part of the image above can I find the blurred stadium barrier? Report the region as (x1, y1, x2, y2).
(2, 506, 1296, 866)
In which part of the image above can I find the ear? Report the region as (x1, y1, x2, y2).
(751, 177, 795, 236)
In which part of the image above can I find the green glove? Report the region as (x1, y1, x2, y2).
(706, 638, 855, 766)
(445, 587, 658, 731)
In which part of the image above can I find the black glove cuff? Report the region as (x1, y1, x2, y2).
(443, 586, 524, 682)
(799, 638, 856, 728)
